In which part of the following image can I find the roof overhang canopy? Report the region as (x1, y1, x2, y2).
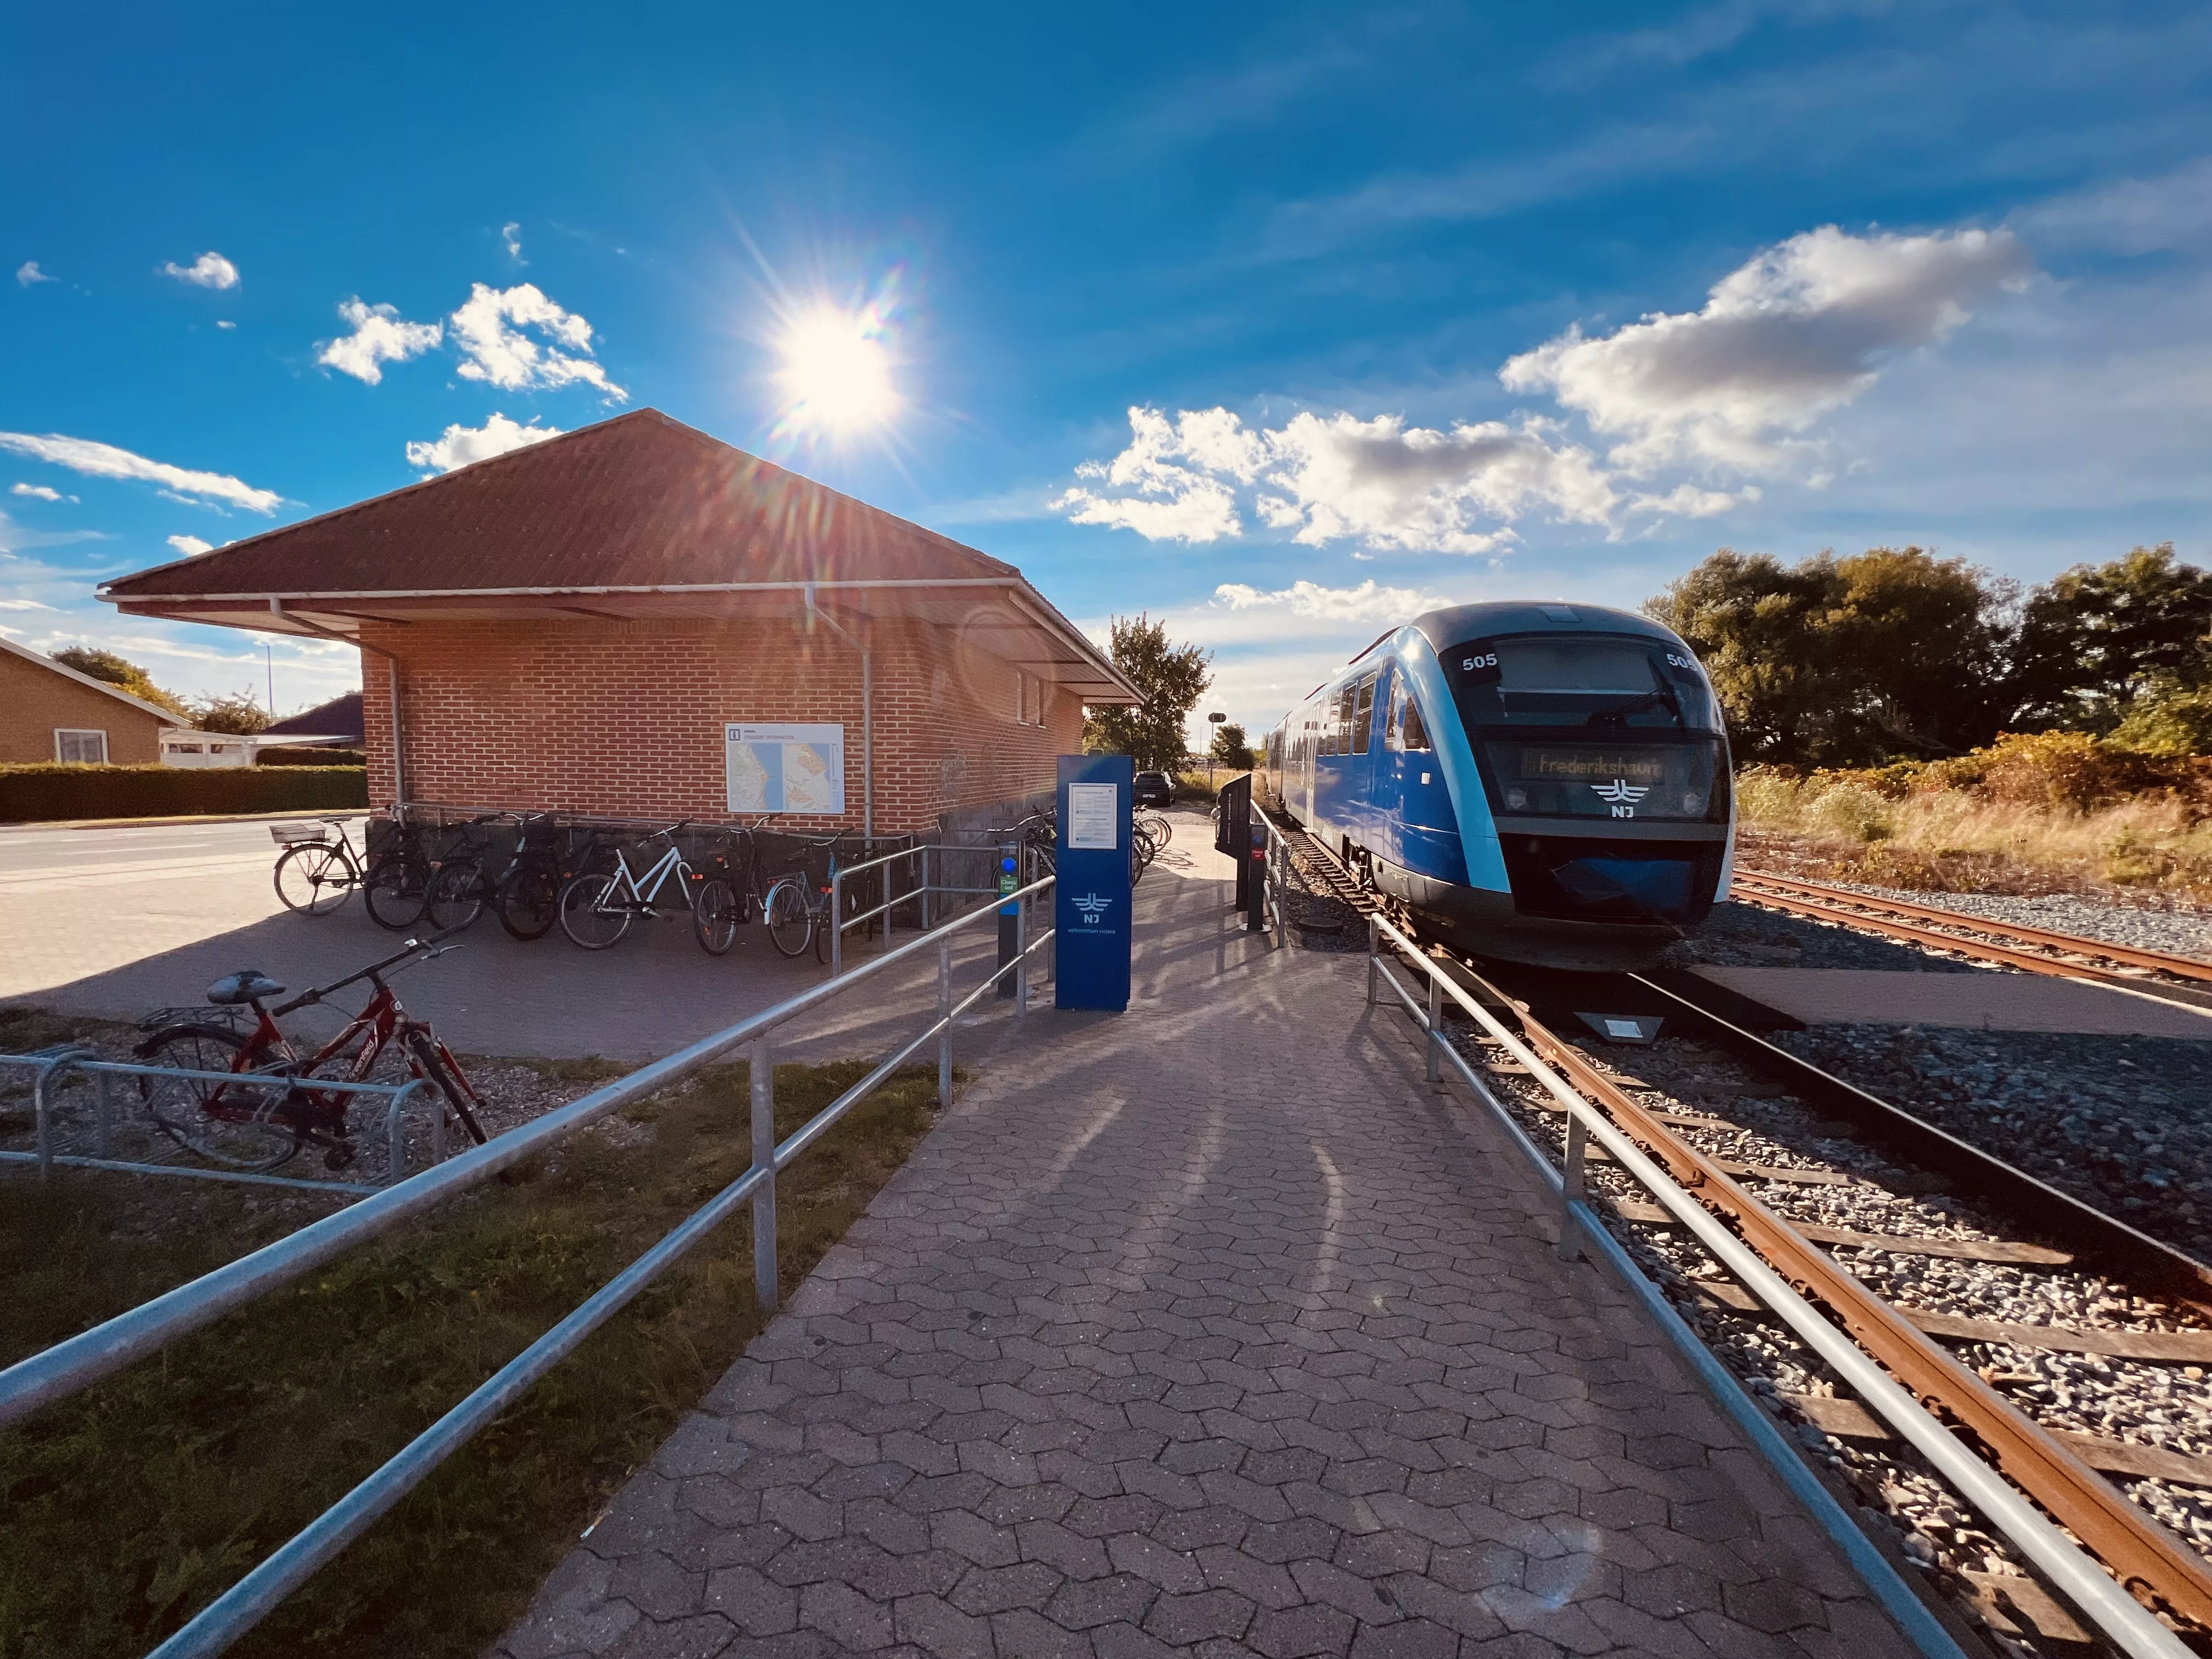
(97, 409, 1138, 704)
(109, 580, 1139, 704)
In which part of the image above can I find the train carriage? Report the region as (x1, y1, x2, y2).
(1258, 601, 1735, 970)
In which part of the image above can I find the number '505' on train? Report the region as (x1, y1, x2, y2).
(1256, 601, 1736, 970)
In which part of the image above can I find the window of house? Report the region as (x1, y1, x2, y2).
(55, 729, 108, 764)
(168, 743, 204, 754)
(1351, 675, 1378, 754)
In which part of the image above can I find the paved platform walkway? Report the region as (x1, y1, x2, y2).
(495, 853, 1912, 1659)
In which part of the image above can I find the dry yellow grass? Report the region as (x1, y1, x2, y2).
(1735, 761, 2212, 900)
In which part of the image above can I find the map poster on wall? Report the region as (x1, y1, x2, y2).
(726, 724, 846, 815)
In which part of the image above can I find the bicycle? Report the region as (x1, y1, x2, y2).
(490, 811, 568, 940)
(423, 812, 512, 932)
(270, 815, 371, 915)
(363, 815, 440, 931)
(132, 934, 489, 1172)
(557, 822, 739, 954)
(761, 836, 847, 963)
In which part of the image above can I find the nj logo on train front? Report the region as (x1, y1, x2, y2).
(1590, 778, 1647, 817)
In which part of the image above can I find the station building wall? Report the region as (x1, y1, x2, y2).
(357, 615, 1081, 833)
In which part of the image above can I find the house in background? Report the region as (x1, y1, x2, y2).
(263, 691, 365, 746)
(0, 636, 177, 765)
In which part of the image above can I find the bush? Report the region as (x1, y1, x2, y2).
(1808, 781, 1893, 842)
(0, 764, 368, 823)
(258, 746, 366, 767)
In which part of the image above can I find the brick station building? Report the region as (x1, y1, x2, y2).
(100, 410, 1137, 836)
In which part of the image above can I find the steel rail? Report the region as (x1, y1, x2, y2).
(0, 875, 1054, 1431)
(1731, 873, 2212, 1010)
(1359, 913, 2203, 1656)
(1735, 868, 2212, 982)
(1628, 970, 2212, 1310)
(1469, 973, 2212, 1642)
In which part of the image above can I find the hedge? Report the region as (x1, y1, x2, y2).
(0, 764, 370, 823)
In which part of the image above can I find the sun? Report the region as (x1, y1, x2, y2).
(775, 302, 898, 436)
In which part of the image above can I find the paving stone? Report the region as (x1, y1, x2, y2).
(497, 872, 1915, 1659)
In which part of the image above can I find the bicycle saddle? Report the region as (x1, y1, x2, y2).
(206, 970, 285, 1005)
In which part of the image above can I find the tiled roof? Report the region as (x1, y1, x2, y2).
(103, 410, 1018, 599)
(263, 691, 365, 739)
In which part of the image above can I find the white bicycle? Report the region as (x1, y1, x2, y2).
(556, 822, 740, 954)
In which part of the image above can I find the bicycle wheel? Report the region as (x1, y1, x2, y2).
(404, 1030, 489, 1148)
(364, 854, 430, 930)
(497, 861, 562, 941)
(1141, 815, 1172, 847)
(426, 859, 489, 931)
(693, 877, 740, 956)
(558, 871, 633, 949)
(763, 877, 814, 958)
(274, 843, 351, 916)
(136, 1024, 303, 1171)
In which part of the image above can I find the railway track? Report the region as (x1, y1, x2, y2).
(1731, 868, 2212, 1008)
(1263, 814, 2212, 1654)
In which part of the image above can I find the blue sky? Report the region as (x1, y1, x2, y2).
(5, 3, 2211, 738)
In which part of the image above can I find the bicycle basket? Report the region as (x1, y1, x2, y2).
(270, 822, 331, 847)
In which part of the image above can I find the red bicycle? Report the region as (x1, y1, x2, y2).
(133, 934, 489, 1173)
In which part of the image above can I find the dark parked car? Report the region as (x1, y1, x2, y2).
(1133, 770, 1173, 808)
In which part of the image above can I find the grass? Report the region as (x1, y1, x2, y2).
(1735, 763, 2212, 901)
(0, 1054, 941, 1659)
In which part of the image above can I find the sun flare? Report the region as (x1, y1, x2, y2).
(775, 303, 898, 436)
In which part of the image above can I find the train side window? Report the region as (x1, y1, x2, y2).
(1351, 675, 1378, 754)
(1336, 685, 1356, 752)
(1402, 690, 1432, 752)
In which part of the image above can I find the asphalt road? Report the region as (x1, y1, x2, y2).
(0, 817, 314, 891)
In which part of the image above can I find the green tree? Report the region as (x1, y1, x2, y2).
(49, 646, 189, 718)
(1649, 545, 2010, 766)
(190, 692, 274, 735)
(1208, 720, 1252, 770)
(2007, 544, 2212, 732)
(1082, 614, 1212, 771)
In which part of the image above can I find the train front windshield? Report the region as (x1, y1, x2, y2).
(1444, 633, 1729, 926)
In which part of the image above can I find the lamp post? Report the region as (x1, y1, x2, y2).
(1206, 711, 1225, 787)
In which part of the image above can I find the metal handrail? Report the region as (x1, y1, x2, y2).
(0, 874, 1054, 1434)
(827, 842, 1012, 975)
(1356, 909, 2186, 1659)
(144, 875, 1056, 1658)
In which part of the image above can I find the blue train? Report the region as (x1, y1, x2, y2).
(1257, 601, 1735, 970)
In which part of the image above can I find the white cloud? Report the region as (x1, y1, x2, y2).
(0, 432, 282, 513)
(1627, 482, 1758, 518)
(216, 319, 236, 330)
(1500, 224, 2032, 474)
(11, 482, 64, 501)
(404, 412, 565, 473)
(2015, 157, 2212, 257)
(448, 283, 625, 399)
(1211, 578, 1453, 628)
(161, 251, 239, 290)
(1059, 406, 1614, 554)
(502, 222, 525, 262)
(166, 534, 214, 556)
(316, 297, 443, 386)
(16, 261, 55, 287)
(0, 598, 54, 611)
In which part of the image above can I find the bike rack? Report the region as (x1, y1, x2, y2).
(0, 1048, 441, 1197)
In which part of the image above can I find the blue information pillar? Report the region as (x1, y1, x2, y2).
(1054, 754, 1134, 1011)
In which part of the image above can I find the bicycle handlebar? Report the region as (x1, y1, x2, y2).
(270, 927, 466, 1014)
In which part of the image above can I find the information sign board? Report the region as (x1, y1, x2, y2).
(726, 724, 845, 815)
(1054, 754, 1133, 1012)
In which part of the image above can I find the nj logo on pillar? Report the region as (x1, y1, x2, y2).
(1073, 894, 1112, 925)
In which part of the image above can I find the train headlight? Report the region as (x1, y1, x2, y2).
(1505, 788, 1527, 810)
